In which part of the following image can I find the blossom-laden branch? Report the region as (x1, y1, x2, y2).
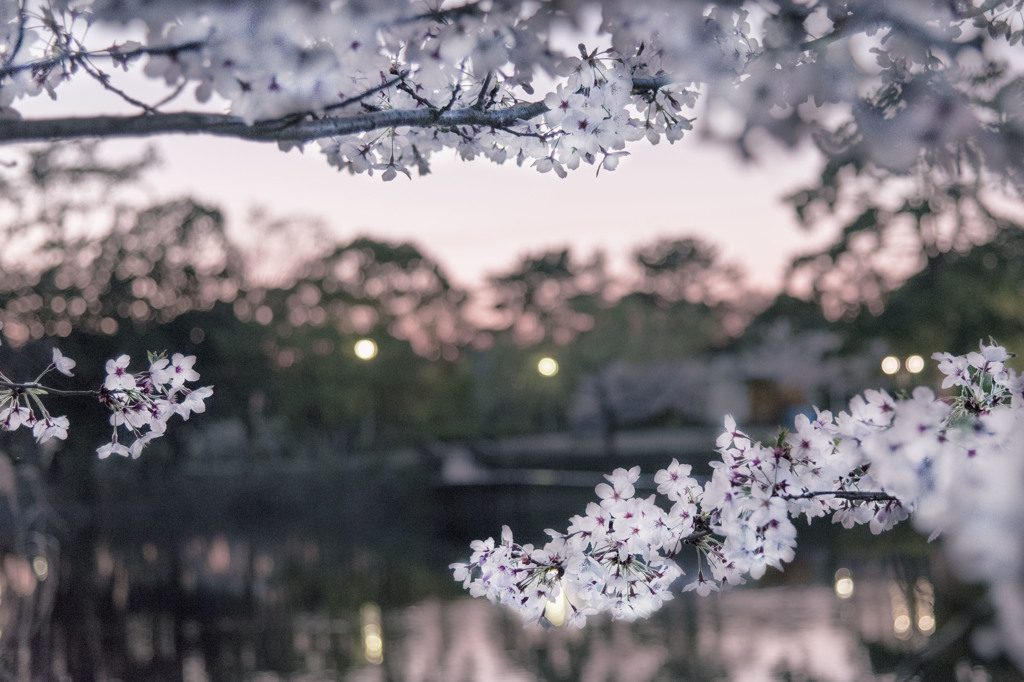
(8, 1, 1021, 182)
(0, 71, 676, 146)
(0, 100, 553, 145)
(452, 340, 1024, 672)
(0, 0, 703, 178)
(0, 334, 213, 458)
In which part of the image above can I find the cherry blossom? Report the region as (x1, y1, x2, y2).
(51, 348, 76, 377)
(1, 348, 213, 456)
(2, 0, 1021, 198)
(454, 341, 1024, 670)
(104, 355, 137, 391)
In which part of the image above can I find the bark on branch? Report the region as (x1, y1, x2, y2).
(781, 490, 901, 503)
(0, 380, 99, 398)
(0, 101, 551, 145)
(0, 75, 675, 145)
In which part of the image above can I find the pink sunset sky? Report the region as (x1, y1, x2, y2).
(62, 128, 840, 304)
(155, 130, 835, 293)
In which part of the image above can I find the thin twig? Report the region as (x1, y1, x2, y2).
(0, 381, 99, 398)
(76, 56, 158, 114)
(0, 0, 28, 72)
(321, 72, 407, 115)
(152, 80, 188, 110)
(0, 40, 206, 79)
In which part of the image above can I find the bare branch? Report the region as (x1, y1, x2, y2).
(321, 72, 407, 115)
(0, 70, 687, 146)
(76, 56, 158, 114)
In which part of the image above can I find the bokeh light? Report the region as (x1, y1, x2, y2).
(361, 603, 384, 665)
(537, 357, 559, 377)
(355, 339, 378, 360)
(905, 355, 925, 373)
(834, 568, 854, 599)
(881, 356, 900, 375)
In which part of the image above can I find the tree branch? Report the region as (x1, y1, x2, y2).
(0, 66, 686, 146)
(0, 101, 552, 145)
(76, 56, 159, 114)
(0, 1, 28, 72)
(631, 74, 674, 93)
(0, 381, 99, 398)
(781, 490, 901, 503)
(0, 40, 207, 80)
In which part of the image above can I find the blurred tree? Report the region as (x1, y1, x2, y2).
(846, 225, 1024, 360)
(475, 239, 750, 436)
(633, 237, 743, 309)
(0, 144, 478, 465)
(787, 186, 1024, 322)
(488, 248, 606, 347)
(475, 248, 605, 433)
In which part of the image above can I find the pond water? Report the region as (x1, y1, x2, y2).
(237, 578, 914, 682)
(0, 447, 975, 681)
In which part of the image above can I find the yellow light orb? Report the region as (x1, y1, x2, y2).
(894, 614, 912, 638)
(834, 568, 854, 599)
(354, 339, 378, 360)
(881, 356, 900, 375)
(537, 357, 559, 377)
(905, 355, 925, 373)
(542, 570, 568, 626)
(360, 603, 384, 665)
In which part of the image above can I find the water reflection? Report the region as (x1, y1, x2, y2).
(86, 568, 927, 681)
(0, 451, 989, 680)
(244, 579, 902, 681)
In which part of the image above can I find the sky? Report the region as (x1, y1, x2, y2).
(137, 128, 836, 298)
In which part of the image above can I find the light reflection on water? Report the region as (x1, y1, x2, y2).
(238, 579, 900, 681)
(1, 455, 953, 680)
(0, 530, 942, 681)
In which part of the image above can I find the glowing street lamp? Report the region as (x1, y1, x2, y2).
(882, 354, 924, 376)
(537, 357, 559, 377)
(354, 339, 378, 448)
(881, 356, 901, 375)
(354, 338, 378, 360)
(905, 355, 924, 373)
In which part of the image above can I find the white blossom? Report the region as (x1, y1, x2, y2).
(455, 342, 1024, 671)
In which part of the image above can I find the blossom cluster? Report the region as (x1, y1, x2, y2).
(0, 0, 702, 178)
(0, 347, 76, 444)
(0, 336, 212, 458)
(96, 352, 213, 459)
(4, 2, 1023, 184)
(453, 341, 1024, 667)
(452, 465, 696, 627)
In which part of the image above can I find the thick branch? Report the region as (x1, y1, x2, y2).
(0, 72, 684, 145)
(781, 490, 901, 503)
(631, 74, 674, 93)
(0, 101, 552, 145)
